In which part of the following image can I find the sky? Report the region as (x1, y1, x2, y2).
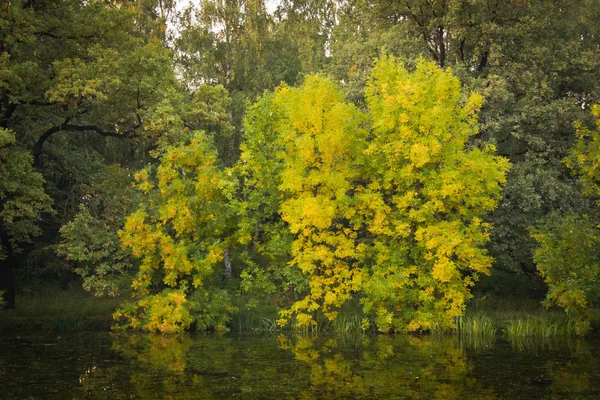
(177, 0, 280, 15)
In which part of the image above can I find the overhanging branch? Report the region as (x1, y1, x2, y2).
(33, 119, 141, 165)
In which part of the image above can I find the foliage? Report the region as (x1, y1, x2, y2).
(240, 57, 508, 332)
(272, 77, 367, 326)
(0, 128, 53, 250)
(566, 105, 600, 204)
(58, 166, 140, 297)
(117, 133, 236, 333)
(359, 57, 509, 332)
(329, 0, 600, 282)
(530, 214, 600, 336)
(188, 287, 234, 331)
(114, 289, 192, 334)
(176, 0, 304, 165)
(235, 92, 299, 308)
(239, 78, 367, 327)
(528, 107, 600, 335)
(4, 0, 600, 332)
(0, 0, 204, 305)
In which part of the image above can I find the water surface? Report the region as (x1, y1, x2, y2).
(1, 332, 600, 399)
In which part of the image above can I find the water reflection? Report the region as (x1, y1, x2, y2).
(77, 333, 600, 399)
(278, 334, 500, 399)
(1, 331, 599, 399)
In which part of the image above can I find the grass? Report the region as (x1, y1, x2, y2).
(454, 313, 497, 351)
(0, 285, 124, 332)
(503, 317, 579, 339)
(465, 295, 594, 340)
(229, 307, 373, 335)
(4, 286, 597, 338)
(329, 313, 368, 334)
(230, 306, 281, 332)
(457, 313, 496, 338)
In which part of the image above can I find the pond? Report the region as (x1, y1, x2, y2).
(1, 331, 600, 399)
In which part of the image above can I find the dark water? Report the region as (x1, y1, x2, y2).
(1, 332, 600, 399)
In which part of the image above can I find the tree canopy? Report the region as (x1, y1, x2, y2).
(2, 0, 600, 335)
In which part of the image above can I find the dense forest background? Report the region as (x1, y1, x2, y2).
(1, 0, 600, 334)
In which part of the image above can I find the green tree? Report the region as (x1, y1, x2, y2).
(0, 0, 175, 301)
(530, 105, 600, 335)
(234, 92, 299, 308)
(0, 128, 52, 308)
(1, 0, 235, 304)
(531, 214, 599, 335)
(57, 166, 141, 297)
(176, 0, 303, 164)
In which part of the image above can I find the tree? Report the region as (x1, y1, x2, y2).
(566, 105, 600, 205)
(529, 105, 600, 335)
(271, 76, 367, 326)
(240, 57, 508, 331)
(359, 57, 509, 332)
(328, 0, 600, 291)
(117, 133, 237, 333)
(274, 0, 337, 74)
(0, 0, 176, 300)
(234, 92, 299, 308)
(1, 0, 235, 303)
(530, 214, 599, 335)
(0, 128, 52, 308)
(57, 165, 141, 297)
(176, 0, 304, 165)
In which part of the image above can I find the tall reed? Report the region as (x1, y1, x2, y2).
(503, 318, 579, 339)
(456, 313, 496, 339)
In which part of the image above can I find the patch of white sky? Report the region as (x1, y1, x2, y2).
(177, 0, 279, 13)
(167, 1, 282, 86)
(168, 0, 280, 39)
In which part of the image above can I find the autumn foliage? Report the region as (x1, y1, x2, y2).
(119, 57, 509, 333)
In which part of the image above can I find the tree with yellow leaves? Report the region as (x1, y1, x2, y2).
(360, 57, 509, 332)
(273, 77, 368, 326)
(118, 56, 509, 333)
(238, 77, 368, 327)
(242, 57, 509, 332)
(116, 133, 236, 333)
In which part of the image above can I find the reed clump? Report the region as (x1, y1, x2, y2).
(330, 314, 367, 334)
(456, 313, 497, 338)
(503, 317, 579, 339)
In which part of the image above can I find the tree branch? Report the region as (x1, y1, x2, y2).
(477, 50, 489, 72)
(33, 119, 141, 165)
(0, 103, 17, 129)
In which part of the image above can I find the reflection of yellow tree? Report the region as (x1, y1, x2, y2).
(78, 334, 197, 399)
(112, 334, 195, 399)
(371, 336, 498, 400)
(279, 334, 499, 400)
(279, 335, 367, 399)
(112, 334, 191, 372)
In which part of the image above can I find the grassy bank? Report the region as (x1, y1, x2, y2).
(0, 286, 124, 332)
(2, 289, 598, 338)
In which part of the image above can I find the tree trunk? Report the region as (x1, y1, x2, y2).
(0, 232, 16, 309)
(223, 248, 232, 278)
